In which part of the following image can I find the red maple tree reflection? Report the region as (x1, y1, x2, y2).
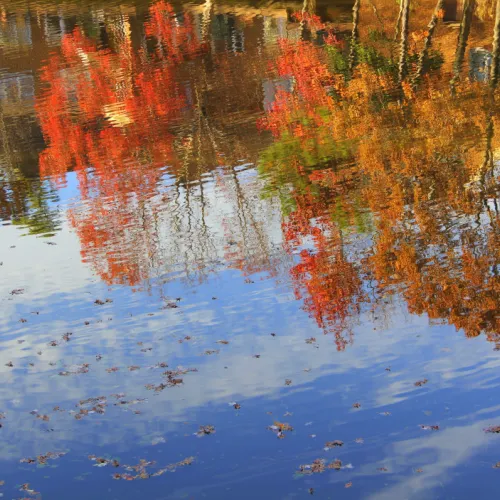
(36, 3, 205, 285)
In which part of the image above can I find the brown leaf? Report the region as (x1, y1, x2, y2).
(328, 459, 342, 470)
(414, 379, 428, 387)
(325, 440, 343, 449)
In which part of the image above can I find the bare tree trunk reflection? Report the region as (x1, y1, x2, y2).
(413, 0, 445, 84)
(348, 0, 361, 74)
(398, 0, 410, 82)
(490, 0, 500, 86)
(450, 0, 476, 86)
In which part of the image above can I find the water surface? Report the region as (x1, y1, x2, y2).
(1, 0, 500, 498)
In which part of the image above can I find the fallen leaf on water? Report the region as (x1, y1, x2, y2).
(493, 462, 500, 468)
(94, 298, 112, 305)
(379, 412, 391, 416)
(485, 426, 500, 434)
(270, 333, 276, 337)
(324, 440, 343, 450)
(345, 482, 352, 488)
(162, 302, 178, 309)
(285, 379, 292, 386)
(377, 467, 388, 472)
(420, 425, 439, 431)
(196, 425, 215, 437)
(414, 379, 428, 387)
(415, 468, 424, 473)
(308, 487, 314, 495)
(228, 402, 241, 410)
(253, 354, 261, 358)
(298, 459, 325, 474)
(128, 366, 140, 371)
(21, 451, 66, 465)
(10, 289, 24, 295)
(352, 402, 361, 408)
(385, 367, 391, 371)
(355, 437, 364, 444)
(106, 367, 119, 373)
(328, 459, 342, 470)
(305, 337, 316, 344)
(20, 483, 38, 495)
(216, 340, 229, 345)
(268, 421, 293, 439)
(5, 362, 13, 368)
(62, 332, 72, 342)
(204, 350, 219, 356)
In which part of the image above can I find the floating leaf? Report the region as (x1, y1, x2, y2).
(420, 425, 439, 431)
(324, 440, 343, 450)
(196, 425, 215, 437)
(414, 379, 428, 387)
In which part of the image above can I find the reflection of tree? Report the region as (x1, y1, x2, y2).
(35, 6, 205, 284)
(35, 1, 282, 285)
(284, 191, 363, 349)
(258, 5, 500, 343)
(0, 102, 60, 236)
(413, 0, 445, 83)
(451, 0, 476, 86)
(397, 0, 410, 82)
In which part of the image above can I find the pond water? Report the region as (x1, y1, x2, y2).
(1, 0, 500, 498)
